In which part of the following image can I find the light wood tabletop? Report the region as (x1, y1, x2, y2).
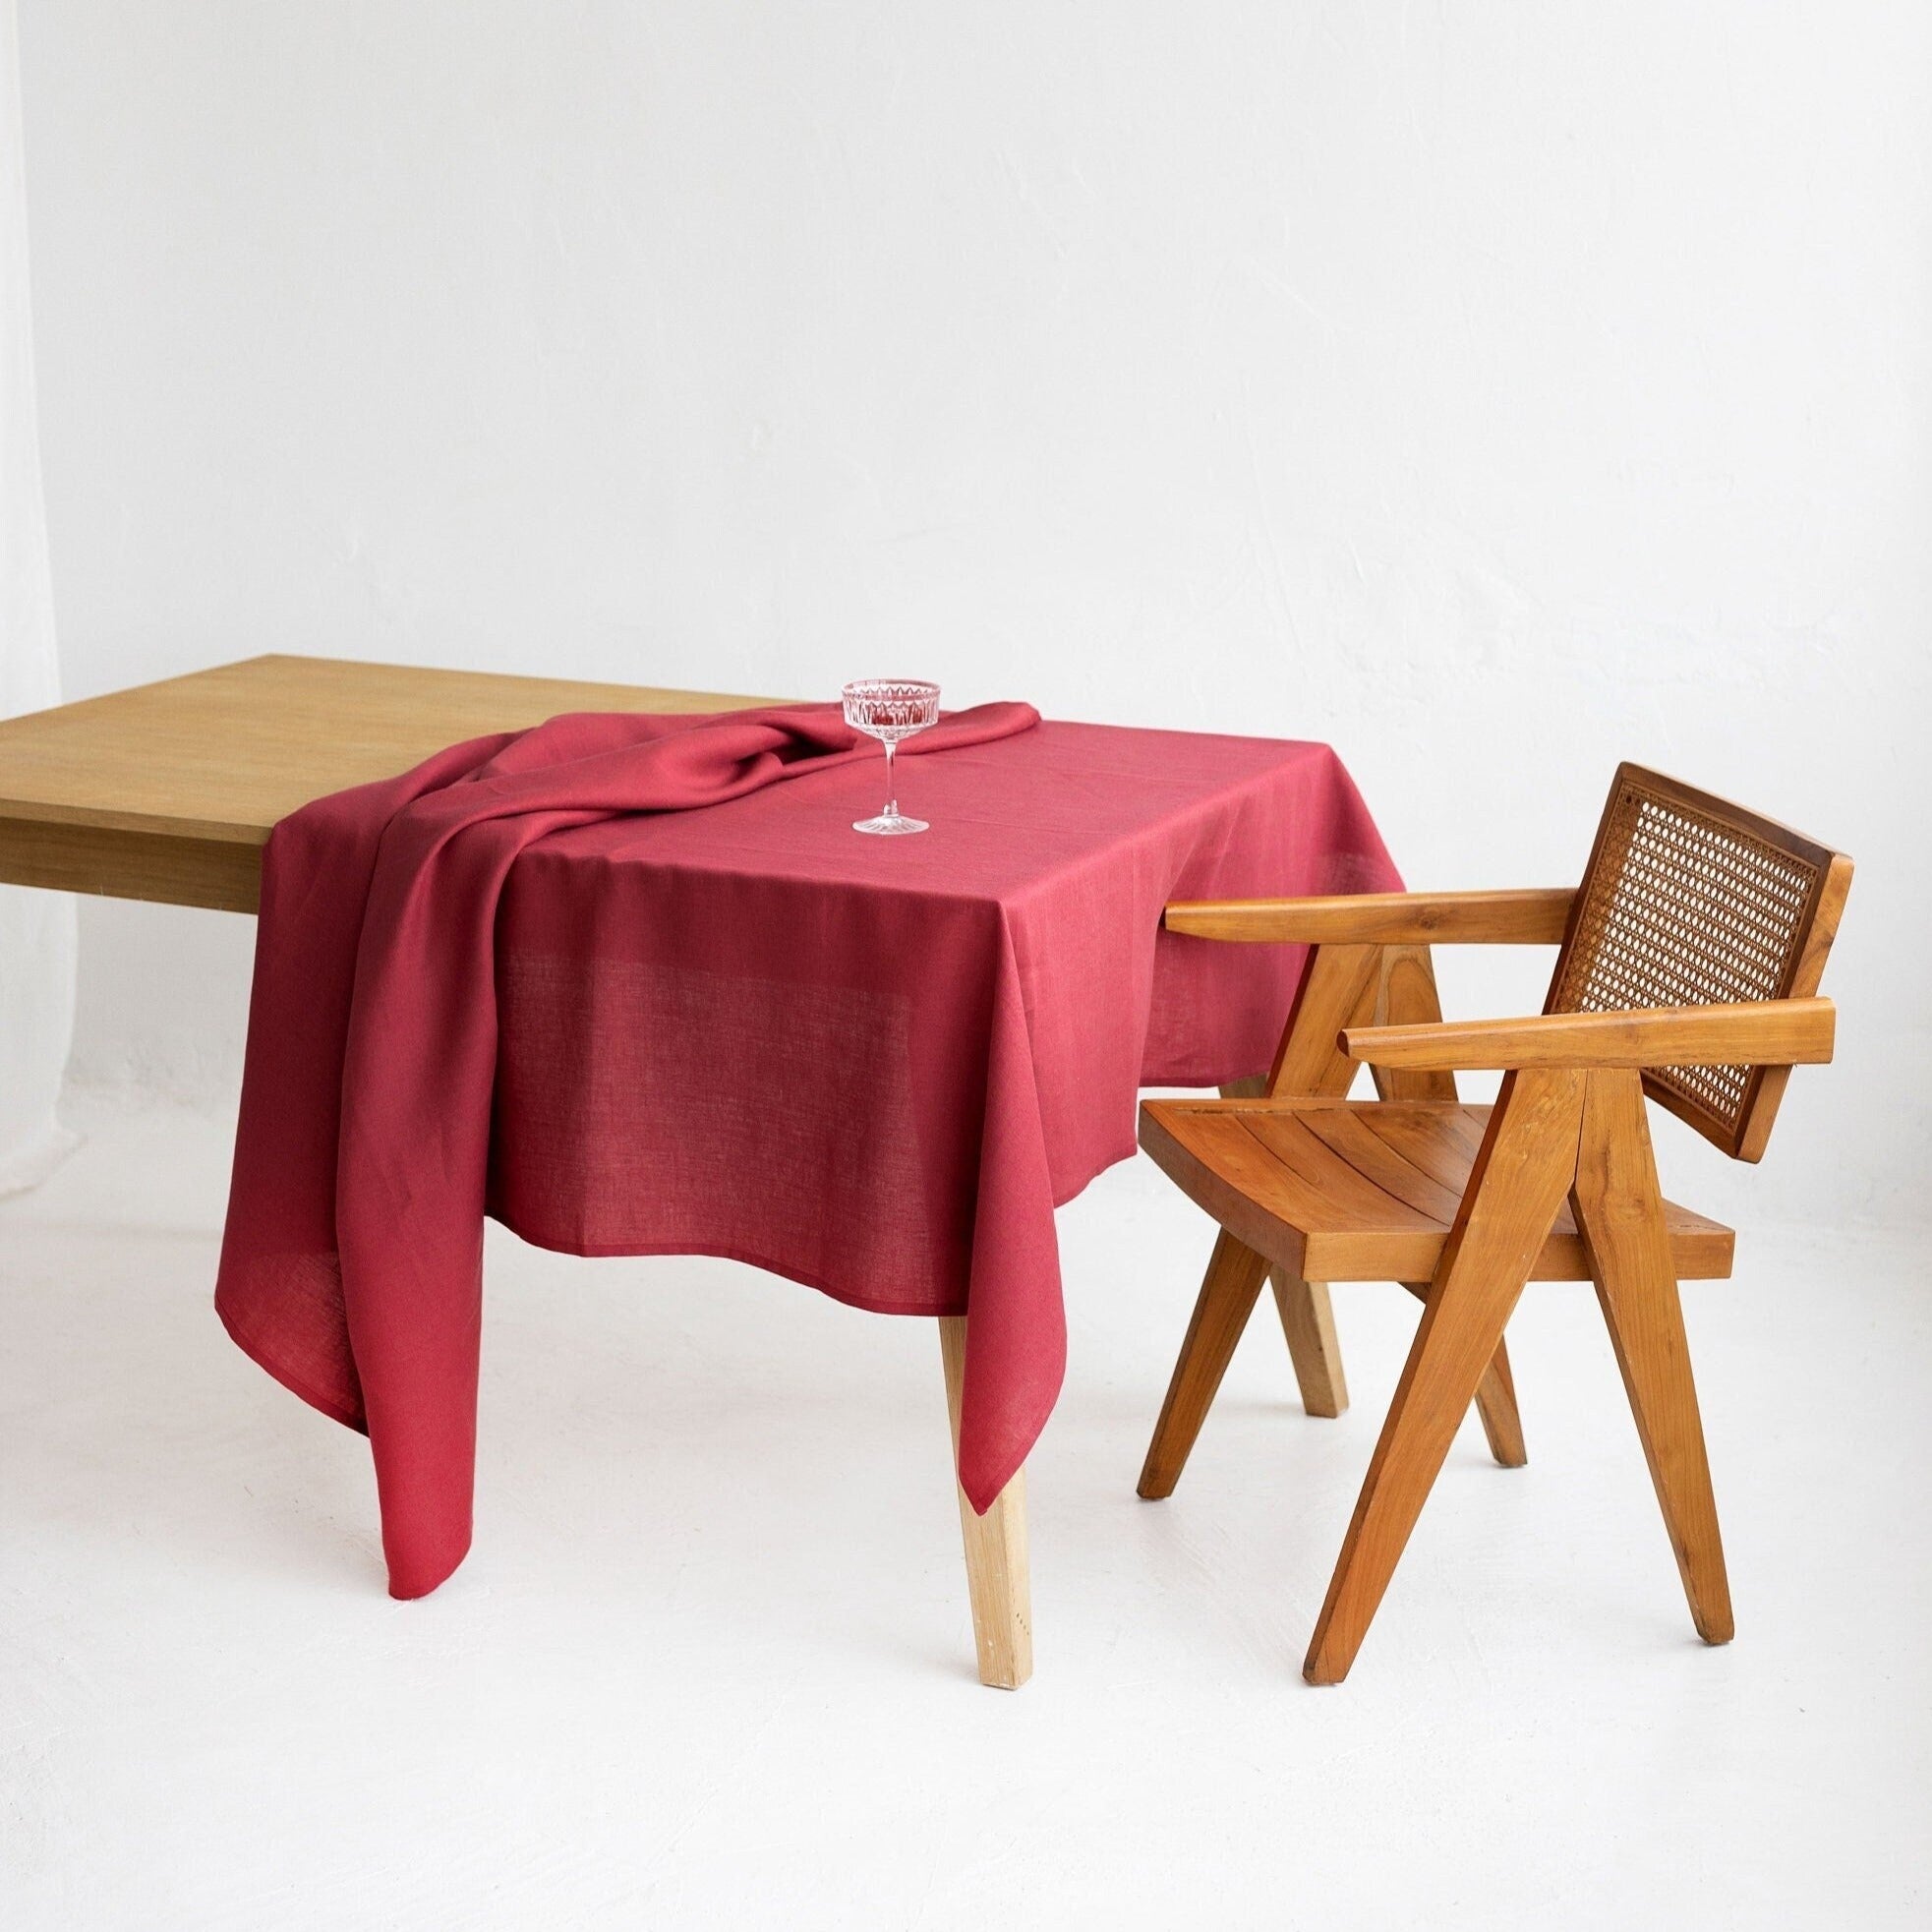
(0, 654, 770, 914)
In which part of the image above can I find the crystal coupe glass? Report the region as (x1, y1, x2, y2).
(842, 678, 941, 835)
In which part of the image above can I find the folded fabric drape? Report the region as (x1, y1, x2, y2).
(220, 701, 1399, 1604)
(217, 701, 1040, 1599)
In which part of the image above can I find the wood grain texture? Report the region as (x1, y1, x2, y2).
(1472, 1331, 1529, 1469)
(1369, 944, 1520, 1453)
(1304, 1067, 1588, 1685)
(939, 1317, 1033, 1689)
(1571, 1071, 1733, 1643)
(1367, 945, 1459, 1104)
(1136, 1098, 1734, 1285)
(0, 654, 774, 912)
(1257, 944, 1378, 1418)
(1265, 941, 1381, 1098)
(1137, 1229, 1272, 1499)
(1215, 1076, 1350, 1419)
(0, 815, 264, 912)
(1162, 888, 1575, 946)
(1240, 1110, 1447, 1238)
(1400, 1283, 1527, 1467)
(1270, 1271, 1348, 1419)
(1345, 998, 1836, 1074)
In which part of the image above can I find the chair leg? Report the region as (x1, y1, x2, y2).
(1401, 1284, 1526, 1467)
(1272, 1270, 1349, 1417)
(1305, 1068, 1585, 1685)
(939, 1317, 1032, 1688)
(1138, 1228, 1270, 1499)
(1571, 1071, 1733, 1644)
(1474, 1338, 1529, 1468)
(1374, 960, 1527, 1470)
(1218, 1080, 1352, 1425)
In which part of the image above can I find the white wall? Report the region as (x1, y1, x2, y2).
(17, 3, 1930, 1228)
(0, 0, 75, 1195)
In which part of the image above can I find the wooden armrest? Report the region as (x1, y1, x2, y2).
(1161, 888, 1575, 946)
(1342, 998, 1836, 1073)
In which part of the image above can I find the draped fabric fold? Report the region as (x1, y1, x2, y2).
(216, 701, 1041, 1598)
(220, 702, 1399, 1603)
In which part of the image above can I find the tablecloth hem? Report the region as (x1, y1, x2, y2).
(488, 1218, 972, 1320)
(214, 1293, 370, 1435)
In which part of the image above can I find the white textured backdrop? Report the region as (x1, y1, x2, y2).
(0, 0, 72, 1195)
(15, 3, 1930, 1226)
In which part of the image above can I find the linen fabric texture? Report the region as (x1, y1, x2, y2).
(215, 701, 1399, 1599)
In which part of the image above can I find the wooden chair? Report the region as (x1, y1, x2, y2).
(1137, 764, 1852, 1682)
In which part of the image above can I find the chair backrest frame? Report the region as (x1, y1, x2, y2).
(1545, 763, 1853, 1162)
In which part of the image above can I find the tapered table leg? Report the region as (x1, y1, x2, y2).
(938, 1316, 1033, 1689)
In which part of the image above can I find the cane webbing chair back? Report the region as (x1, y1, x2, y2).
(1546, 764, 1853, 1161)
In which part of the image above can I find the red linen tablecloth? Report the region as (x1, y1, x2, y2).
(216, 703, 1399, 1599)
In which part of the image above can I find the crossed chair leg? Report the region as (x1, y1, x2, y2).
(1306, 1067, 1731, 1684)
(1135, 1235, 1527, 1502)
(1140, 1067, 1732, 1685)
(1138, 1059, 1529, 1501)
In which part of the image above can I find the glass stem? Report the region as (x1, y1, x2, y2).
(882, 737, 897, 818)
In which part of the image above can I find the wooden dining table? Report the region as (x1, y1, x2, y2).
(0, 653, 1036, 1687)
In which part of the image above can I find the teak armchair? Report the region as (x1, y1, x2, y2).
(1137, 765, 1852, 1682)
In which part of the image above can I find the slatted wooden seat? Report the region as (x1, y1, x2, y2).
(1135, 763, 1851, 1683)
(1140, 1097, 1735, 1285)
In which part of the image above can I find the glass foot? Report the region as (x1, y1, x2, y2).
(853, 812, 928, 836)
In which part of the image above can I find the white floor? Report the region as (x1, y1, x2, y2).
(3, 1095, 1927, 1930)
